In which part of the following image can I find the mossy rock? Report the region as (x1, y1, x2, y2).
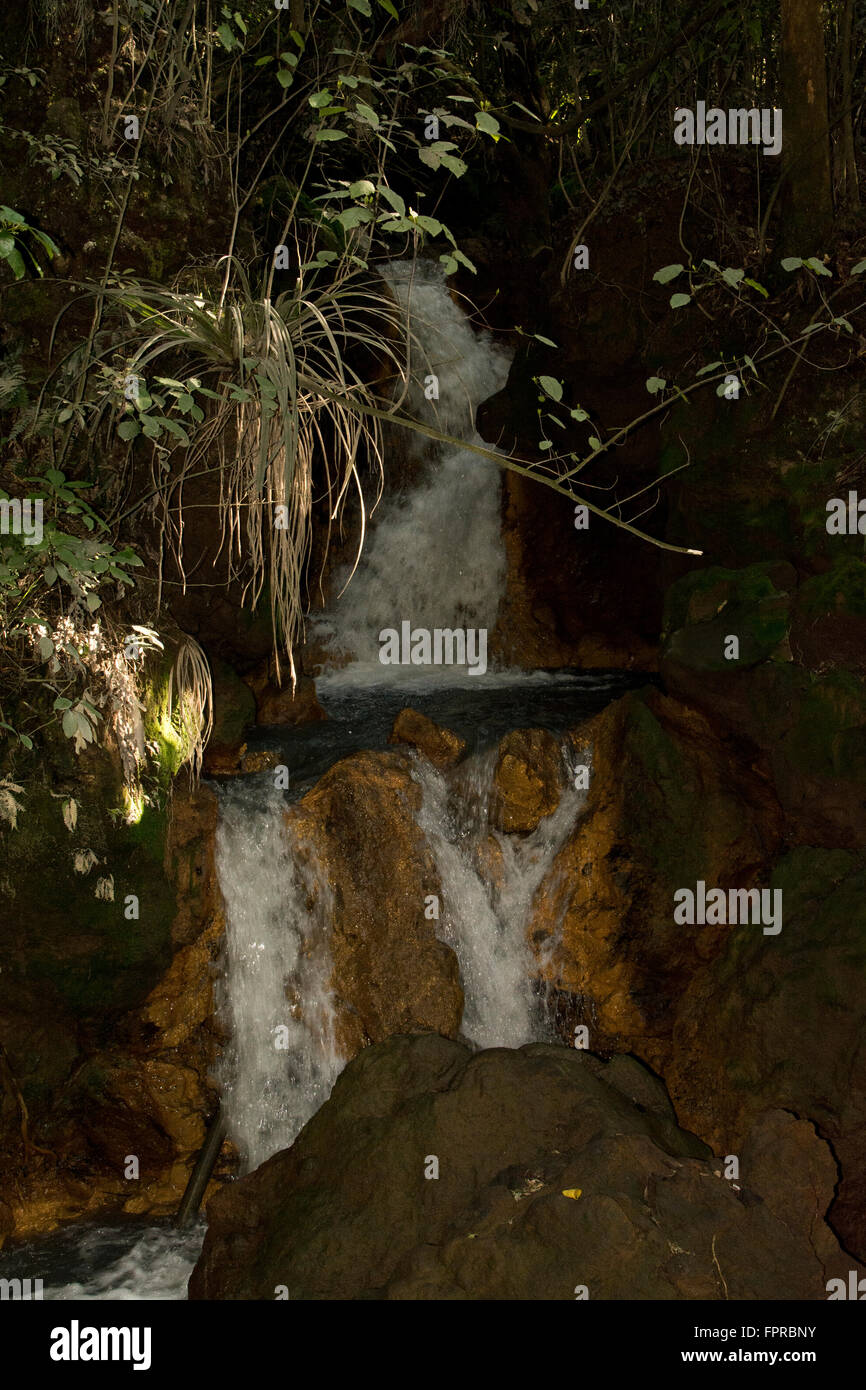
(618, 692, 762, 891)
(662, 562, 793, 671)
(780, 669, 866, 783)
(798, 556, 866, 618)
(209, 655, 256, 747)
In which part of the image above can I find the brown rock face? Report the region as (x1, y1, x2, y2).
(287, 750, 463, 1058)
(531, 687, 784, 1048)
(492, 728, 565, 832)
(253, 673, 326, 728)
(388, 708, 466, 768)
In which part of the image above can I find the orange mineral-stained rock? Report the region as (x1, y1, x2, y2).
(286, 749, 463, 1058)
(528, 686, 784, 1052)
(388, 707, 466, 769)
(491, 728, 565, 833)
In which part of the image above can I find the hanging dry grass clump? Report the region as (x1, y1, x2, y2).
(88, 259, 407, 687)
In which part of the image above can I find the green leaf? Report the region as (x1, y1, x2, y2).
(86, 593, 101, 611)
(347, 0, 372, 12)
(355, 101, 380, 128)
(160, 417, 191, 444)
(216, 22, 235, 49)
(412, 214, 443, 235)
(475, 110, 500, 137)
(670, 293, 692, 309)
(38, 635, 54, 660)
(277, 68, 294, 88)
(118, 419, 140, 440)
(440, 255, 458, 274)
(54, 696, 72, 710)
(721, 267, 744, 288)
(805, 256, 832, 277)
(538, 375, 563, 402)
(653, 263, 684, 284)
(349, 179, 377, 198)
(744, 277, 768, 298)
(309, 89, 333, 109)
(315, 129, 348, 142)
(645, 376, 667, 394)
(336, 206, 374, 230)
(378, 185, 406, 216)
(780, 257, 803, 272)
(851, 259, 866, 276)
(378, 0, 399, 15)
(695, 360, 723, 377)
(569, 407, 589, 423)
(588, 436, 601, 451)
(539, 440, 552, 450)
(0, 236, 26, 279)
(534, 334, 558, 348)
(439, 153, 468, 176)
(43, 565, 57, 585)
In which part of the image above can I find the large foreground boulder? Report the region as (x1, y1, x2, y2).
(189, 1034, 854, 1301)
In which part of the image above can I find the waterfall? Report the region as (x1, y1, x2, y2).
(215, 779, 342, 1172)
(313, 259, 512, 685)
(214, 262, 586, 1171)
(411, 742, 588, 1049)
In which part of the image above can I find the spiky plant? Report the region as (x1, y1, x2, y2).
(88, 259, 407, 685)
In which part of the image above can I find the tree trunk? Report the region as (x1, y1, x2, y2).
(779, 0, 833, 253)
(838, 0, 860, 208)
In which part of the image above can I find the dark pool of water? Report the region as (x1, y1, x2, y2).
(235, 668, 652, 795)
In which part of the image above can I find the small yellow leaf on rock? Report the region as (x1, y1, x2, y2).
(562, 1188, 582, 1200)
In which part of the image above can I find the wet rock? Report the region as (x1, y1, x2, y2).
(388, 708, 466, 768)
(530, 686, 783, 1043)
(164, 780, 220, 948)
(491, 728, 564, 832)
(189, 1034, 852, 1301)
(252, 672, 326, 728)
(287, 751, 463, 1056)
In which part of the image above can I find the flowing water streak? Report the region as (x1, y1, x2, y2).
(313, 259, 513, 683)
(411, 741, 590, 1049)
(215, 778, 342, 1172)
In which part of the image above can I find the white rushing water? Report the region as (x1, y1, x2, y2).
(413, 742, 588, 1048)
(312, 258, 512, 684)
(215, 780, 342, 1172)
